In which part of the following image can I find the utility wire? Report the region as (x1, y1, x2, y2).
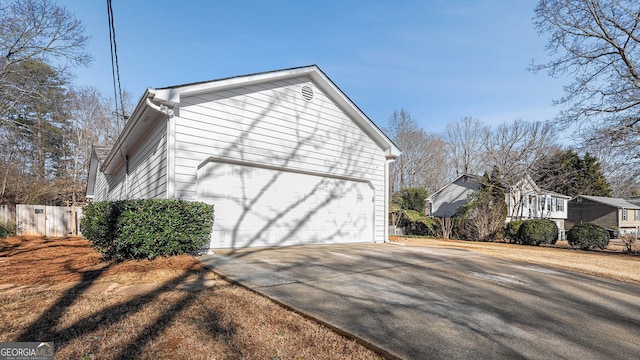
(107, 0, 127, 130)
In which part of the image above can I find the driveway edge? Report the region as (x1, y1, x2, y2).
(200, 260, 401, 360)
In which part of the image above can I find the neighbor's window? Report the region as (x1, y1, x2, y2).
(623, 209, 628, 221)
(635, 209, 640, 221)
(555, 198, 564, 212)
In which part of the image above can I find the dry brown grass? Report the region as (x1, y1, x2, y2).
(390, 236, 640, 285)
(0, 236, 381, 359)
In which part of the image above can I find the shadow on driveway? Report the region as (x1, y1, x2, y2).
(200, 243, 640, 360)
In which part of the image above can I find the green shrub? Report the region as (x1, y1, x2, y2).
(389, 207, 437, 236)
(402, 209, 437, 236)
(81, 201, 126, 254)
(81, 199, 214, 260)
(0, 224, 9, 239)
(505, 220, 524, 244)
(0, 221, 16, 239)
(518, 219, 558, 246)
(567, 223, 609, 250)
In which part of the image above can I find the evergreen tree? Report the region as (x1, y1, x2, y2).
(533, 149, 611, 197)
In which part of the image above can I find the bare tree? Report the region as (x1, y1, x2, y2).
(444, 117, 487, 177)
(0, 0, 90, 119)
(386, 109, 451, 193)
(483, 120, 557, 186)
(531, 0, 640, 166)
(66, 86, 114, 204)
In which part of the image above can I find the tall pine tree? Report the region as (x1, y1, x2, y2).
(533, 149, 611, 197)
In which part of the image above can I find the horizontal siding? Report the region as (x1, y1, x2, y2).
(175, 109, 382, 159)
(128, 119, 168, 199)
(106, 165, 127, 201)
(173, 75, 387, 242)
(101, 119, 168, 201)
(94, 169, 108, 202)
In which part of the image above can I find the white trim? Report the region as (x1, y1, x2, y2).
(166, 114, 176, 199)
(196, 156, 374, 189)
(383, 156, 396, 242)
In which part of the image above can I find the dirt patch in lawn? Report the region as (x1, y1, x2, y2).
(0, 236, 381, 359)
(391, 236, 640, 285)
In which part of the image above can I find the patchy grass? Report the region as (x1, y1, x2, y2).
(390, 236, 640, 285)
(0, 236, 381, 359)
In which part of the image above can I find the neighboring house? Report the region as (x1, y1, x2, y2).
(86, 65, 401, 249)
(426, 174, 569, 231)
(425, 174, 482, 217)
(566, 195, 640, 233)
(505, 175, 570, 232)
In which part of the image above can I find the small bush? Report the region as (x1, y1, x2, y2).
(402, 209, 437, 236)
(0, 221, 16, 239)
(389, 207, 436, 236)
(505, 220, 524, 244)
(567, 223, 610, 250)
(518, 219, 558, 246)
(0, 224, 9, 239)
(620, 233, 637, 253)
(81, 199, 214, 260)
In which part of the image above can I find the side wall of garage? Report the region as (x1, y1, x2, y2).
(170, 75, 387, 247)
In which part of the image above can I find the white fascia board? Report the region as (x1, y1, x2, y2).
(152, 66, 319, 105)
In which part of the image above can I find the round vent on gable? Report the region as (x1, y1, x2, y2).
(301, 85, 314, 101)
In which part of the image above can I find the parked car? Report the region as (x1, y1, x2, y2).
(604, 228, 620, 239)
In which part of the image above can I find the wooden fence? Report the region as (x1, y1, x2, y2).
(0, 205, 83, 237)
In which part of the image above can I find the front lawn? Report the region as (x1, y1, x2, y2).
(0, 236, 380, 359)
(391, 236, 640, 285)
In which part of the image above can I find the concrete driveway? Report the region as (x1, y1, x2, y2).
(199, 243, 640, 359)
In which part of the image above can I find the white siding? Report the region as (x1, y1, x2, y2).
(99, 119, 168, 201)
(172, 76, 387, 242)
(94, 168, 108, 202)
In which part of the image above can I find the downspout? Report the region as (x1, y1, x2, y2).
(145, 94, 175, 199)
(384, 154, 398, 243)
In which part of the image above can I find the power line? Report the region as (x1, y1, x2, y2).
(107, 0, 127, 129)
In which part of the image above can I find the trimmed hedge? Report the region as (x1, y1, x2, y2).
(505, 220, 524, 244)
(567, 223, 609, 250)
(81, 199, 214, 260)
(518, 219, 558, 246)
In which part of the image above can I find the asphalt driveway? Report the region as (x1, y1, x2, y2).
(199, 243, 640, 359)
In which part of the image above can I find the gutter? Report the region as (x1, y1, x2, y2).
(100, 89, 154, 173)
(384, 154, 398, 243)
(100, 88, 174, 174)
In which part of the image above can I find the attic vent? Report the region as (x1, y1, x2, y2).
(301, 85, 314, 101)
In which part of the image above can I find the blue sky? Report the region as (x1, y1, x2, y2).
(56, 0, 568, 137)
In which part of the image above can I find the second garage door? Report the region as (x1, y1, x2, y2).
(196, 160, 374, 249)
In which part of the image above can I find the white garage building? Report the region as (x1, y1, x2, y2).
(86, 65, 400, 249)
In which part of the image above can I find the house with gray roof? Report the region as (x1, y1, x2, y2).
(566, 195, 640, 234)
(426, 174, 570, 231)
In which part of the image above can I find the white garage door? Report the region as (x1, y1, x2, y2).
(197, 161, 374, 249)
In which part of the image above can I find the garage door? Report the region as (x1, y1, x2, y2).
(196, 161, 374, 249)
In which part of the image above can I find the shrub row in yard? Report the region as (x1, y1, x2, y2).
(505, 219, 610, 250)
(81, 199, 214, 260)
(506, 219, 558, 246)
